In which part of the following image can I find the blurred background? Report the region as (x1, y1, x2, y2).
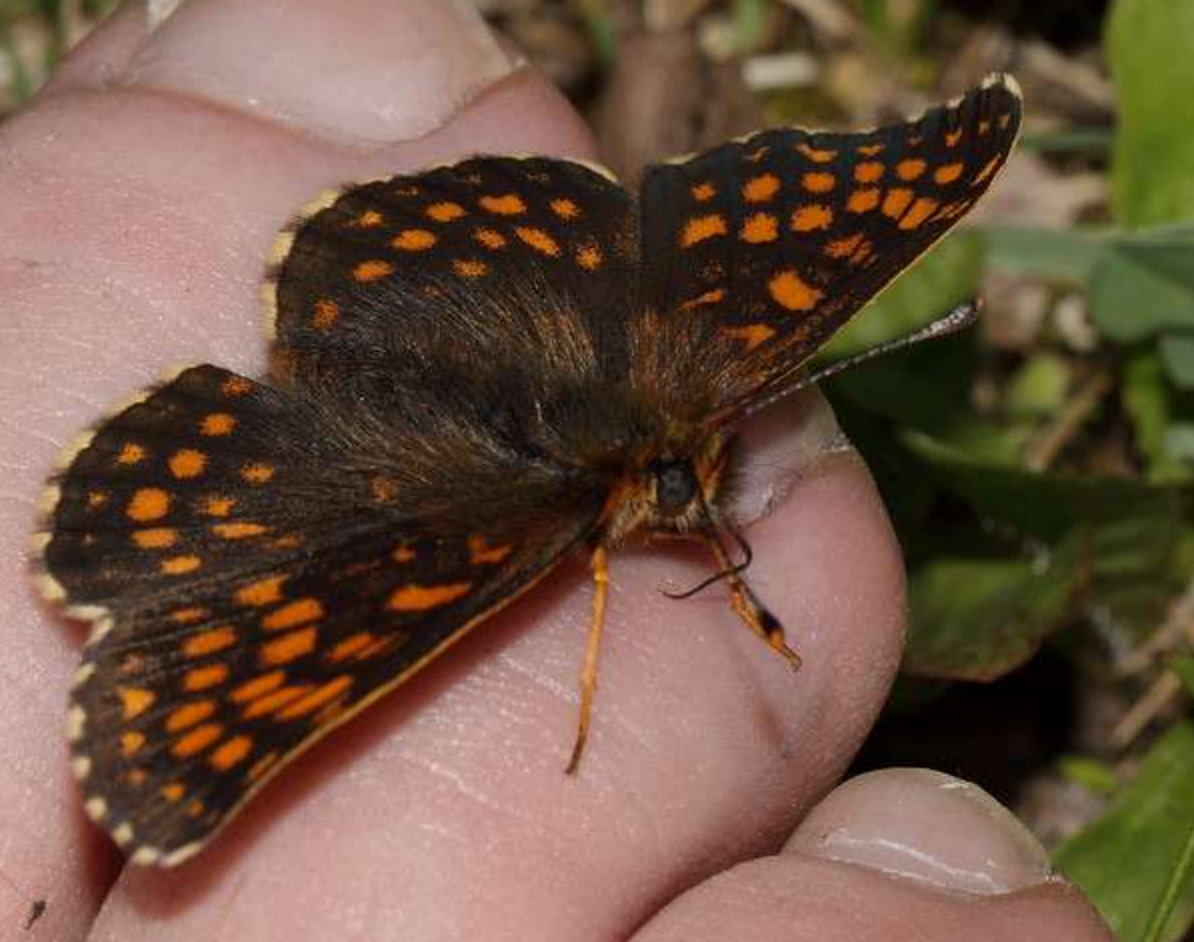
(1, 1, 1192, 938)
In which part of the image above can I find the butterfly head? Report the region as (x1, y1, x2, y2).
(599, 430, 732, 543)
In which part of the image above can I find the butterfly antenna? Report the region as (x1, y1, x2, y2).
(663, 523, 753, 600)
(741, 298, 982, 420)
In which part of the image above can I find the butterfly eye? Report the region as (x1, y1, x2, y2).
(654, 461, 699, 515)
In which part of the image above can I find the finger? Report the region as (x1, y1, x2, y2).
(631, 769, 1116, 941)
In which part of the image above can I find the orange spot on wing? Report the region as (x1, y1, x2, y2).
(213, 521, 269, 540)
(723, 324, 776, 351)
(185, 664, 229, 691)
(934, 162, 965, 185)
(825, 232, 865, 258)
(945, 127, 964, 147)
(120, 731, 145, 757)
(469, 535, 513, 565)
(161, 555, 201, 575)
(236, 575, 286, 607)
(260, 627, 318, 665)
(329, 632, 376, 662)
(355, 209, 384, 227)
(166, 700, 215, 732)
(171, 723, 223, 758)
(241, 463, 275, 484)
(576, 243, 603, 270)
(681, 214, 728, 247)
(389, 582, 472, 612)
(846, 188, 880, 213)
(741, 212, 778, 243)
(116, 443, 146, 465)
(453, 259, 489, 277)
(882, 187, 914, 218)
(797, 142, 836, 163)
(680, 288, 725, 311)
(743, 173, 780, 202)
(791, 204, 833, 232)
(802, 172, 835, 194)
(231, 670, 285, 703)
(392, 543, 417, 563)
(515, 226, 561, 256)
(473, 227, 506, 249)
(262, 598, 324, 632)
(769, 270, 822, 312)
(118, 687, 155, 720)
(479, 194, 526, 215)
(275, 676, 354, 720)
(200, 413, 236, 436)
(312, 298, 339, 330)
(128, 488, 170, 522)
(221, 375, 252, 397)
(161, 782, 186, 802)
(353, 260, 393, 282)
(87, 491, 108, 509)
(896, 158, 927, 181)
(972, 155, 1002, 185)
(169, 448, 206, 479)
(243, 684, 311, 719)
(550, 198, 581, 219)
(133, 527, 177, 549)
(853, 161, 884, 184)
(426, 201, 467, 222)
(856, 143, 883, 157)
(171, 607, 209, 625)
(691, 182, 716, 202)
(392, 229, 437, 251)
(201, 496, 235, 517)
(184, 626, 236, 657)
(210, 735, 253, 772)
(898, 196, 939, 230)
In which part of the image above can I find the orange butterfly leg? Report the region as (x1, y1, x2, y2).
(703, 533, 802, 671)
(565, 544, 610, 775)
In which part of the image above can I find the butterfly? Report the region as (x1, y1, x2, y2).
(34, 74, 1021, 867)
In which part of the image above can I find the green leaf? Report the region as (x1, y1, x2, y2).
(982, 225, 1105, 285)
(1160, 334, 1194, 389)
(905, 551, 1076, 680)
(1088, 232, 1194, 341)
(896, 436, 1191, 671)
(1122, 353, 1194, 484)
(1107, 0, 1194, 227)
(1056, 722, 1194, 942)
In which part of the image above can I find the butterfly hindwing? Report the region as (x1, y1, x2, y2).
(636, 74, 1022, 421)
(38, 365, 602, 864)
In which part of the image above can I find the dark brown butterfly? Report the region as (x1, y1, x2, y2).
(34, 75, 1021, 866)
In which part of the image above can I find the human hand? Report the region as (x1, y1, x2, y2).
(0, 1, 1115, 938)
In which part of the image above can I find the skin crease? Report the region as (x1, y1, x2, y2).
(0, 1, 1114, 939)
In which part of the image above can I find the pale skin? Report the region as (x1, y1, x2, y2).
(0, 1, 1116, 938)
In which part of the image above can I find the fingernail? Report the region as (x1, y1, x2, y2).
(728, 389, 850, 525)
(130, 0, 519, 143)
(788, 768, 1055, 895)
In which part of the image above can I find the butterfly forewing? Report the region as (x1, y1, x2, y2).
(636, 74, 1022, 422)
(41, 365, 601, 864)
(267, 156, 638, 385)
